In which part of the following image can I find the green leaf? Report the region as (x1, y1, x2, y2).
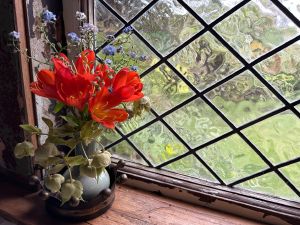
(80, 121, 102, 145)
(64, 138, 79, 149)
(49, 164, 65, 174)
(37, 156, 63, 168)
(61, 115, 79, 127)
(53, 102, 65, 114)
(46, 136, 67, 146)
(65, 155, 87, 167)
(20, 124, 41, 134)
(53, 124, 76, 137)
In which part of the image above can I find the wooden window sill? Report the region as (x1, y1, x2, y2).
(0, 179, 264, 225)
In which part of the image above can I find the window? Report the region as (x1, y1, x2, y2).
(93, 0, 300, 212)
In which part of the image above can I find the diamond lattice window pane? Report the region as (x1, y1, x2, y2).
(255, 41, 300, 103)
(142, 64, 195, 114)
(97, 129, 121, 147)
(184, 0, 243, 24)
(108, 140, 147, 165)
(214, 0, 300, 62)
(169, 32, 242, 91)
(280, 162, 300, 191)
(206, 71, 284, 126)
(296, 104, 300, 112)
(118, 111, 156, 134)
(279, 0, 300, 20)
(243, 111, 300, 165)
(129, 122, 188, 166)
(133, 0, 203, 56)
(95, 1, 124, 45)
(164, 98, 231, 148)
(197, 134, 267, 184)
(104, 0, 153, 21)
(97, 34, 159, 73)
(163, 154, 217, 182)
(236, 172, 299, 201)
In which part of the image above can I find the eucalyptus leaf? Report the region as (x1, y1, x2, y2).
(49, 163, 65, 174)
(65, 155, 87, 167)
(20, 124, 41, 134)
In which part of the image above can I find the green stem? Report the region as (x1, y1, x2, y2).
(80, 142, 89, 159)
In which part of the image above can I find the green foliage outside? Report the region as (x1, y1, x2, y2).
(96, 0, 300, 201)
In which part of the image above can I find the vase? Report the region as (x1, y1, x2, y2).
(45, 166, 116, 221)
(45, 140, 127, 221)
(72, 141, 111, 201)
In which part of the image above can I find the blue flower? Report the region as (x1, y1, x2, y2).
(102, 44, 116, 56)
(41, 10, 56, 23)
(139, 54, 147, 61)
(104, 59, 112, 65)
(9, 31, 20, 40)
(122, 26, 133, 34)
(129, 52, 137, 59)
(67, 32, 80, 43)
(81, 23, 98, 34)
(131, 66, 138, 71)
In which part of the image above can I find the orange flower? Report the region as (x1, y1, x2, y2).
(89, 86, 128, 128)
(111, 68, 144, 102)
(94, 63, 115, 87)
(30, 69, 62, 101)
(30, 50, 96, 111)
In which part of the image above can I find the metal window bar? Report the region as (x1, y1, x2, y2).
(96, 0, 300, 198)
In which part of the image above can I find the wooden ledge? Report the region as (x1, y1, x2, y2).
(0, 178, 264, 225)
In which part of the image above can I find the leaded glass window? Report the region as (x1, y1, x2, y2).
(95, 0, 300, 202)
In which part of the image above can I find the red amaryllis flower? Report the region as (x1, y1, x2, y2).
(75, 49, 95, 74)
(30, 50, 96, 111)
(94, 63, 115, 87)
(89, 86, 128, 128)
(54, 60, 94, 111)
(111, 68, 144, 102)
(30, 69, 62, 101)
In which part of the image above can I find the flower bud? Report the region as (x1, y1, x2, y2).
(44, 174, 65, 193)
(73, 180, 83, 199)
(60, 179, 83, 205)
(60, 181, 75, 204)
(91, 151, 111, 168)
(14, 141, 35, 159)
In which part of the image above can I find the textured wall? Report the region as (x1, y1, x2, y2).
(0, 0, 62, 176)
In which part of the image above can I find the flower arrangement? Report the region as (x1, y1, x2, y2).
(10, 9, 150, 206)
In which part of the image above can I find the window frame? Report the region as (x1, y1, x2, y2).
(60, 0, 300, 224)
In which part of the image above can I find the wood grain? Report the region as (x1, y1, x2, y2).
(0, 178, 265, 225)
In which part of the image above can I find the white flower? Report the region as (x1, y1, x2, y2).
(76, 11, 87, 21)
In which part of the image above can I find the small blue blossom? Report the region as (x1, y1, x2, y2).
(139, 54, 147, 61)
(106, 35, 115, 41)
(81, 23, 98, 34)
(129, 51, 137, 59)
(116, 46, 123, 53)
(102, 44, 116, 56)
(67, 32, 80, 43)
(104, 59, 112, 65)
(41, 10, 56, 23)
(131, 66, 138, 71)
(122, 26, 133, 34)
(9, 31, 20, 40)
